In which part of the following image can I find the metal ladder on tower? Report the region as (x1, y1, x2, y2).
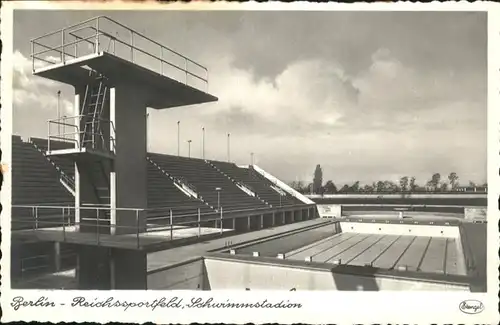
(80, 73, 112, 227)
(80, 74, 109, 152)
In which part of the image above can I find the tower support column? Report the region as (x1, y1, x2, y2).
(76, 83, 148, 290)
(109, 85, 148, 235)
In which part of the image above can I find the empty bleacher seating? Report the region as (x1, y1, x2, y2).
(30, 137, 75, 181)
(148, 153, 268, 212)
(12, 135, 307, 229)
(12, 136, 74, 230)
(147, 161, 214, 224)
(211, 160, 299, 207)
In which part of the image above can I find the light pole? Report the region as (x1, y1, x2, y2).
(187, 140, 192, 158)
(57, 90, 61, 135)
(177, 121, 180, 156)
(146, 112, 149, 151)
(250, 152, 254, 165)
(202, 127, 205, 159)
(216, 187, 222, 210)
(227, 133, 231, 162)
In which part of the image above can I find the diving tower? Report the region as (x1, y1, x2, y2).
(30, 16, 218, 289)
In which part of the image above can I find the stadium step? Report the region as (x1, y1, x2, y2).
(206, 160, 272, 207)
(146, 156, 215, 212)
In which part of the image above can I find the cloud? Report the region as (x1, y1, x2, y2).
(13, 51, 74, 114)
(196, 55, 360, 138)
(13, 51, 74, 138)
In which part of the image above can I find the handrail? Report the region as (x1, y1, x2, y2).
(31, 34, 102, 59)
(11, 201, 309, 248)
(30, 16, 103, 42)
(48, 115, 117, 132)
(48, 116, 117, 153)
(48, 114, 87, 121)
(48, 120, 79, 129)
(109, 36, 208, 84)
(101, 16, 206, 71)
(30, 16, 209, 90)
(13, 202, 73, 207)
(12, 204, 143, 211)
(12, 202, 302, 216)
(68, 28, 98, 47)
(31, 40, 78, 60)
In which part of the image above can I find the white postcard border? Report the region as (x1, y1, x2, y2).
(1, 1, 499, 324)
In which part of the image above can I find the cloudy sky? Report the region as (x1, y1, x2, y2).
(12, 10, 487, 186)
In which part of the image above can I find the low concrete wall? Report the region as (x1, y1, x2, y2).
(340, 222, 460, 238)
(307, 194, 487, 199)
(317, 204, 342, 218)
(147, 257, 206, 290)
(203, 258, 468, 291)
(308, 194, 486, 209)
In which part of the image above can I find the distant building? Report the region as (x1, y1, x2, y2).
(455, 185, 487, 193)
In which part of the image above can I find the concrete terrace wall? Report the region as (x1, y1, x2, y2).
(309, 193, 487, 217)
(203, 258, 469, 291)
(250, 165, 315, 205)
(340, 222, 460, 238)
(308, 194, 486, 207)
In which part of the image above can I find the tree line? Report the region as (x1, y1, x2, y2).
(289, 166, 487, 194)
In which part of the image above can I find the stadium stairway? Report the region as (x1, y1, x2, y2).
(147, 158, 215, 224)
(206, 160, 271, 207)
(248, 166, 304, 205)
(211, 160, 300, 207)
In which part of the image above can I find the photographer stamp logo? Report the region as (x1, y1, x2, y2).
(459, 300, 484, 314)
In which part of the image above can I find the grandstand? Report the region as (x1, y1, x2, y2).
(12, 136, 73, 208)
(12, 135, 310, 224)
(10, 16, 487, 291)
(11, 134, 315, 286)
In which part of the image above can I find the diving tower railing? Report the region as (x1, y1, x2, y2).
(11, 202, 310, 249)
(47, 115, 116, 155)
(30, 16, 209, 92)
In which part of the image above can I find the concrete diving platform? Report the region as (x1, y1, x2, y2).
(31, 16, 218, 109)
(12, 225, 235, 253)
(45, 146, 115, 159)
(34, 52, 218, 109)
